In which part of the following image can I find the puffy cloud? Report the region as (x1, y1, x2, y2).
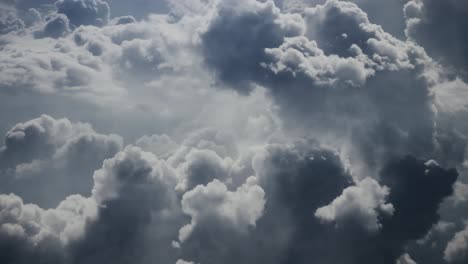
(179, 177, 265, 242)
(374, 156, 459, 261)
(35, 13, 71, 38)
(452, 182, 468, 206)
(0, 193, 96, 264)
(175, 260, 194, 264)
(175, 149, 234, 192)
(0, 130, 462, 264)
(0, 144, 180, 264)
(0, 10, 24, 34)
(200, 0, 305, 92)
(113, 15, 136, 25)
(0, 31, 126, 100)
(397, 253, 418, 264)
(404, 0, 468, 78)
(199, 0, 458, 181)
(0, 0, 466, 263)
(55, 0, 110, 27)
(0, 115, 123, 207)
(445, 221, 468, 263)
(315, 177, 393, 232)
(72, 146, 181, 264)
(264, 36, 374, 87)
(248, 142, 356, 264)
(135, 134, 178, 158)
(433, 78, 468, 114)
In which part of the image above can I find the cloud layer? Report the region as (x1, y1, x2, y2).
(1, 0, 468, 263)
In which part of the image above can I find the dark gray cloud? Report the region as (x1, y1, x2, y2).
(176, 141, 459, 264)
(35, 13, 70, 38)
(405, 0, 468, 78)
(371, 157, 458, 262)
(200, 0, 304, 92)
(0, 10, 24, 34)
(70, 146, 181, 264)
(0, 132, 462, 264)
(0, 0, 467, 263)
(200, 0, 461, 177)
(114, 15, 136, 25)
(55, 0, 110, 27)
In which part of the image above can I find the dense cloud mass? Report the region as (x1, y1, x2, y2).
(0, 0, 468, 263)
(404, 0, 468, 78)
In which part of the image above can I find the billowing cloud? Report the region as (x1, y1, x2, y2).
(0, 0, 467, 263)
(315, 177, 393, 232)
(35, 13, 71, 38)
(404, 0, 468, 79)
(178, 177, 265, 242)
(55, 0, 110, 27)
(445, 222, 468, 263)
(0, 115, 123, 207)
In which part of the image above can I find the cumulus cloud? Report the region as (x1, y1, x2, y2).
(71, 146, 181, 264)
(315, 177, 393, 232)
(397, 253, 418, 264)
(0, 0, 467, 263)
(55, 0, 110, 27)
(0, 193, 96, 263)
(445, 221, 468, 263)
(0, 10, 24, 34)
(375, 156, 459, 261)
(404, 0, 468, 78)
(200, 0, 305, 92)
(197, 0, 465, 185)
(35, 13, 70, 38)
(0, 32, 126, 100)
(0, 115, 123, 207)
(179, 177, 265, 242)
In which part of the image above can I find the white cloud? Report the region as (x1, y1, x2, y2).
(315, 177, 394, 231)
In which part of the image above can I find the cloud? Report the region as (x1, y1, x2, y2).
(404, 0, 468, 78)
(179, 177, 265, 242)
(445, 221, 468, 263)
(200, 0, 304, 92)
(71, 146, 181, 264)
(175, 149, 234, 192)
(0, 31, 126, 100)
(0, 115, 123, 207)
(0, 10, 24, 34)
(374, 156, 459, 261)
(135, 134, 178, 158)
(55, 0, 110, 27)
(0, 128, 462, 264)
(35, 13, 71, 38)
(0, 0, 467, 263)
(199, 0, 459, 180)
(397, 253, 418, 264)
(113, 15, 136, 25)
(315, 177, 394, 232)
(0, 193, 96, 263)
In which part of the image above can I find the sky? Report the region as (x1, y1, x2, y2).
(0, 0, 468, 263)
